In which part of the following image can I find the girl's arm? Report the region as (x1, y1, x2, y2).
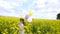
(18, 22, 24, 31)
(18, 25, 23, 31)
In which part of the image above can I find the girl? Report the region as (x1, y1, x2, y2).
(18, 18, 25, 34)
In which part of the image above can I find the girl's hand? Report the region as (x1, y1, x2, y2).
(18, 25, 22, 31)
(18, 24, 24, 31)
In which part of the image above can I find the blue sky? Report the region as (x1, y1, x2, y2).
(0, 0, 60, 19)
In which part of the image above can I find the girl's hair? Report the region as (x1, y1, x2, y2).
(20, 18, 25, 25)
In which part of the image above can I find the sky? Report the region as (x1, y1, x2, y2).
(0, 0, 60, 19)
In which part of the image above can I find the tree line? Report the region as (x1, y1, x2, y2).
(57, 13, 60, 20)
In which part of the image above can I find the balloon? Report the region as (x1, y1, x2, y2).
(25, 14, 29, 19)
(27, 17, 32, 22)
(29, 11, 32, 16)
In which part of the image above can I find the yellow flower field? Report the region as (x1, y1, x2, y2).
(0, 16, 60, 34)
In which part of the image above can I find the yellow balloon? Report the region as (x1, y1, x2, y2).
(29, 11, 32, 16)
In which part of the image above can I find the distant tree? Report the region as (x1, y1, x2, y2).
(57, 13, 60, 19)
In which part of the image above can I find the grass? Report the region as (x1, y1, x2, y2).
(0, 16, 60, 34)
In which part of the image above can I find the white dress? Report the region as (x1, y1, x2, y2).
(18, 22, 24, 34)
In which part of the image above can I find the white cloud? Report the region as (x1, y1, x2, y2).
(57, 9, 60, 13)
(36, 4, 46, 8)
(32, 0, 47, 9)
(0, 0, 13, 9)
(48, 0, 59, 5)
(36, 0, 47, 4)
(11, 2, 19, 6)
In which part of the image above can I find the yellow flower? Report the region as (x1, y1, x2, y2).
(56, 31, 60, 34)
(45, 32, 50, 34)
(37, 31, 41, 34)
(14, 31, 17, 34)
(30, 32, 33, 34)
(2, 33, 6, 34)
